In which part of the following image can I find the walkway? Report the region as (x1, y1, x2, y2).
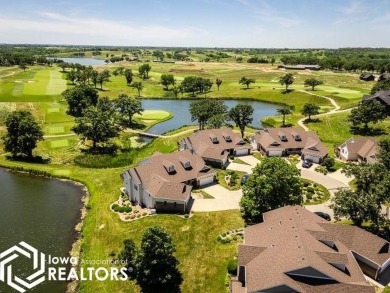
(297, 90, 351, 131)
(124, 127, 196, 138)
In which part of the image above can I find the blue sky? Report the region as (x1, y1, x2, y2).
(0, 0, 389, 47)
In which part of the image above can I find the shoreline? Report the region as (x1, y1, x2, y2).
(0, 166, 90, 293)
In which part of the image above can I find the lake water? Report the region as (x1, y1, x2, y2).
(53, 57, 106, 66)
(141, 99, 279, 135)
(0, 169, 84, 293)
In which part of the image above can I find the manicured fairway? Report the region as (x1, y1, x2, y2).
(23, 68, 66, 96)
(46, 126, 65, 134)
(50, 139, 69, 148)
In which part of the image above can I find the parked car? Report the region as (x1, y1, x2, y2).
(302, 159, 313, 168)
(241, 173, 250, 185)
(314, 211, 331, 221)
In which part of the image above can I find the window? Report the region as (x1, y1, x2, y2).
(134, 184, 138, 191)
(174, 202, 177, 207)
(164, 201, 167, 206)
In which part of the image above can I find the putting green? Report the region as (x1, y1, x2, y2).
(50, 139, 69, 148)
(47, 126, 65, 134)
(134, 110, 171, 120)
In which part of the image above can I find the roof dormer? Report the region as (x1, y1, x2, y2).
(223, 133, 232, 142)
(291, 131, 302, 141)
(179, 157, 192, 169)
(209, 134, 219, 144)
(278, 132, 287, 141)
(163, 160, 175, 173)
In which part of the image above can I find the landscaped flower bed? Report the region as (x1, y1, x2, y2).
(217, 228, 244, 244)
(110, 194, 151, 221)
(302, 179, 330, 205)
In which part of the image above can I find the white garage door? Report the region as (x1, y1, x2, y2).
(268, 150, 283, 157)
(199, 176, 214, 186)
(236, 148, 249, 156)
(304, 154, 320, 163)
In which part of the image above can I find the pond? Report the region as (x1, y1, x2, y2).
(142, 99, 279, 135)
(0, 168, 84, 293)
(52, 57, 106, 66)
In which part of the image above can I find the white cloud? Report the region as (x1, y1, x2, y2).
(0, 12, 209, 46)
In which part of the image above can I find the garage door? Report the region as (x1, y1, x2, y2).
(304, 154, 320, 163)
(199, 176, 214, 186)
(268, 150, 283, 157)
(235, 148, 249, 156)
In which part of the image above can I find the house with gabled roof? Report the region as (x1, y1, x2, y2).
(362, 90, 390, 115)
(359, 73, 375, 81)
(338, 137, 379, 164)
(121, 150, 216, 213)
(251, 127, 328, 163)
(178, 128, 251, 168)
(231, 206, 390, 293)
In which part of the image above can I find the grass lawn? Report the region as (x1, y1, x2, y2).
(232, 158, 250, 165)
(0, 126, 244, 293)
(305, 110, 390, 155)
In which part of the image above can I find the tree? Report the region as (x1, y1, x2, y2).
(279, 73, 294, 91)
(72, 100, 120, 149)
(2, 111, 44, 158)
(138, 63, 151, 79)
(331, 163, 390, 227)
(131, 82, 143, 97)
(19, 63, 27, 71)
(119, 239, 137, 278)
(370, 78, 390, 94)
(135, 226, 182, 293)
(301, 103, 320, 122)
(91, 70, 99, 88)
(277, 105, 294, 127)
(304, 78, 323, 91)
(216, 78, 222, 90)
(271, 57, 275, 66)
(348, 100, 387, 130)
(228, 104, 254, 137)
(124, 69, 133, 85)
(66, 70, 77, 85)
(58, 62, 68, 72)
(207, 113, 227, 129)
(378, 138, 390, 170)
(239, 76, 255, 89)
(115, 94, 144, 128)
(62, 85, 99, 117)
(160, 74, 175, 90)
(171, 86, 179, 98)
(153, 50, 164, 61)
(240, 157, 302, 224)
(189, 99, 227, 130)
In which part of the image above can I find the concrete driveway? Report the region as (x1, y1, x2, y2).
(191, 184, 242, 212)
(226, 155, 261, 174)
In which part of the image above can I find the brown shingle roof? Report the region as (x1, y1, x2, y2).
(253, 127, 328, 158)
(235, 206, 387, 293)
(128, 150, 215, 201)
(341, 137, 378, 162)
(179, 128, 251, 161)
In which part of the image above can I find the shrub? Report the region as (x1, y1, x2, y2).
(118, 206, 126, 213)
(232, 235, 238, 241)
(222, 232, 227, 237)
(315, 165, 328, 174)
(134, 210, 139, 214)
(225, 236, 232, 243)
(109, 251, 116, 257)
(217, 235, 222, 242)
(322, 157, 335, 171)
(136, 214, 141, 218)
(303, 181, 310, 187)
(306, 192, 314, 200)
(227, 259, 238, 275)
(124, 206, 132, 213)
(142, 212, 147, 216)
(306, 187, 315, 193)
(130, 214, 136, 219)
(184, 214, 189, 218)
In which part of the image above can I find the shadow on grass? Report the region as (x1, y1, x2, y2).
(282, 89, 295, 94)
(350, 126, 386, 136)
(6, 155, 51, 164)
(281, 123, 294, 128)
(303, 118, 322, 124)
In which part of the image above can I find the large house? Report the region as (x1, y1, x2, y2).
(121, 150, 216, 213)
(338, 137, 379, 164)
(178, 128, 251, 167)
(231, 206, 390, 293)
(362, 90, 390, 114)
(251, 127, 328, 163)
